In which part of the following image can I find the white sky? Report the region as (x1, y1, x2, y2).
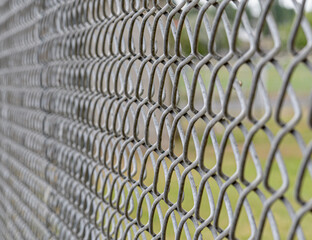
(278, 0, 312, 10)
(248, 0, 312, 16)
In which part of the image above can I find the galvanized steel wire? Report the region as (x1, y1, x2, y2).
(0, 0, 311, 239)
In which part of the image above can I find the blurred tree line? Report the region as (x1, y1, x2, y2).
(271, 1, 312, 50)
(176, 0, 312, 56)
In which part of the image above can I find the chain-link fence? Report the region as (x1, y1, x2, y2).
(0, 0, 311, 239)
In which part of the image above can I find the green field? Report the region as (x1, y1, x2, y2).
(133, 113, 312, 239)
(98, 61, 312, 239)
(133, 61, 312, 239)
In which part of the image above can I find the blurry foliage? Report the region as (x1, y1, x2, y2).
(293, 12, 312, 49)
(271, 1, 295, 25)
(177, 5, 246, 56)
(277, 10, 312, 50)
(171, 1, 312, 55)
(260, 1, 312, 50)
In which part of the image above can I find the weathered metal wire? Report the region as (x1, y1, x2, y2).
(0, 0, 311, 239)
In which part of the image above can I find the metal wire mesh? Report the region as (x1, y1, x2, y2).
(0, 0, 311, 239)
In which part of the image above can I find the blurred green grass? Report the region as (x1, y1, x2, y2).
(136, 112, 312, 239)
(100, 63, 312, 239)
(133, 63, 312, 239)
